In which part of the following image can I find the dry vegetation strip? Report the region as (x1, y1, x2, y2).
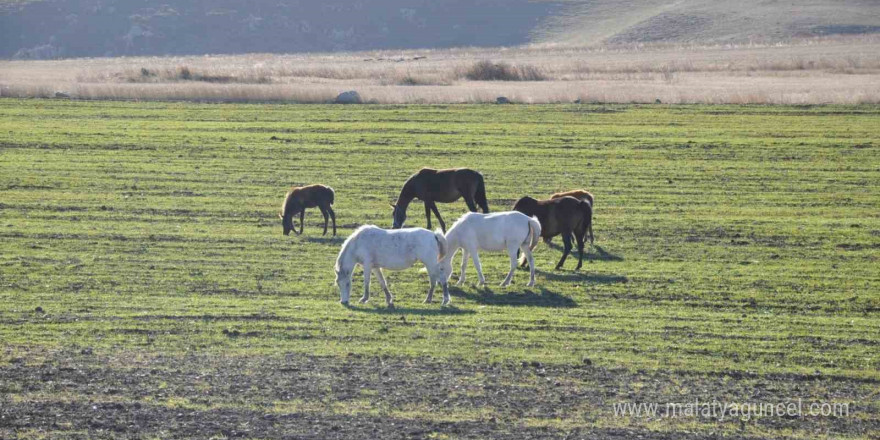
(1, 35, 879, 103)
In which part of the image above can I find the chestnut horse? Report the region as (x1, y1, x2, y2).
(391, 168, 489, 232)
(512, 195, 592, 270)
(279, 184, 336, 236)
(550, 189, 594, 244)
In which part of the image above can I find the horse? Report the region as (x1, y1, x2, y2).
(551, 189, 594, 207)
(391, 167, 489, 232)
(440, 212, 541, 287)
(279, 184, 336, 236)
(550, 189, 595, 244)
(335, 225, 452, 307)
(512, 196, 592, 270)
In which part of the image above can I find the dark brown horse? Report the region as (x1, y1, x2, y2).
(513, 195, 592, 270)
(279, 184, 336, 236)
(550, 189, 595, 244)
(391, 168, 489, 232)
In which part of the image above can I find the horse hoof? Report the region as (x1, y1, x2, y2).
(527, 282, 535, 287)
(359, 298, 368, 304)
(340, 301, 349, 306)
(424, 298, 433, 304)
(387, 303, 395, 309)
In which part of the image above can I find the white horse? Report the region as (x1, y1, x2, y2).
(335, 225, 451, 307)
(440, 211, 541, 287)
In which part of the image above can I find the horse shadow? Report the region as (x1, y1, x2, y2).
(448, 286, 577, 308)
(541, 242, 624, 262)
(534, 269, 628, 284)
(343, 303, 475, 316)
(302, 236, 346, 245)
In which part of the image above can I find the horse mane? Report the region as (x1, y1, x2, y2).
(446, 211, 474, 232)
(336, 225, 374, 271)
(281, 188, 298, 217)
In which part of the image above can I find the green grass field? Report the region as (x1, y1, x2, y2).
(0, 99, 877, 439)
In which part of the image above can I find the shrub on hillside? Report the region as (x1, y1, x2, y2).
(464, 60, 545, 81)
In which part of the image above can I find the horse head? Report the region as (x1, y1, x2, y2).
(390, 202, 407, 229)
(512, 196, 538, 214)
(280, 211, 294, 236)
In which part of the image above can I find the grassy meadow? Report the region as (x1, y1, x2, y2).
(0, 99, 878, 439)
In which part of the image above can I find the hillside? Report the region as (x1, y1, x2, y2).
(0, 0, 559, 58)
(536, 0, 880, 46)
(2, 0, 879, 58)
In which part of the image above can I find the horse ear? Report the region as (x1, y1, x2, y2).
(389, 202, 396, 209)
(278, 213, 284, 219)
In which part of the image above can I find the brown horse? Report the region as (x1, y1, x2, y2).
(279, 184, 336, 236)
(550, 189, 595, 244)
(512, 195, 592, 270)
(391, 168, 489, 232)
(551, 189, 594, 207)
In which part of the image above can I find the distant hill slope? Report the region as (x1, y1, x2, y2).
(0, 0, 559, 58)
(534, 0, 880, 46)
(2, 0, 879, 58)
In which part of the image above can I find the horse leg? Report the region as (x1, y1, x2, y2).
(359, 263, 371, 304)
(424, 203, 432, 230)
(471, 250, 486, 286)
(425, 276, 436, 304)
(298, 210, 305, 235)
(425, 263, 451, 306)
(501, 245, 518, 287)
(519, 247, 529, 268)
(374, 268, 393, 307)
(575, 230, 586, 270)
(429, 202, 446, 233)
(556, 232, 573, 270)
(463, 194, 478, 212)
(457, 250, 468, 286)
(328, 206, 337, 236)
(522, 244, 536, 287)
(319, 206, 329, 236)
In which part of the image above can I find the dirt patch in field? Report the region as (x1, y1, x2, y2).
(1, 349, 876, 439)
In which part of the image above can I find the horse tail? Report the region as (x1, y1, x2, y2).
(475, 174, 489, 213)
(527, 216, 542, 250)
(518, 216, 542, 265)
(327, 186, 335, 205)
(579, 200, 593, 244)
(434, 228, 449, 261)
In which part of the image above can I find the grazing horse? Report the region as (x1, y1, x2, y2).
(440, 212, 541, 287)
(279, 184, 336, 236)
(550, 189, 595, 244)
(391, 168, 489, 232)
(513, 196, 592, 270)
(335, 225, 452, 307)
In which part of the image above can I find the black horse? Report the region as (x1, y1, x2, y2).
(391, 168, 489, 232)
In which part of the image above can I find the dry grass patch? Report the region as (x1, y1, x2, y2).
(462, 61, 546, 81)
(1, 35, 879, 103)
(121, 66, 272, 84)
